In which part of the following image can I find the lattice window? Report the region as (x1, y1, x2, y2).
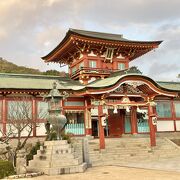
(118, 63, 125, 70)
(156, 101, 172, 118)
(89, 60, 97, 68)
(105, 48, 114, 60)
(174, 101, 180, 117)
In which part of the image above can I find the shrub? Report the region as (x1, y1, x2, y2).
(61, 133, 73, 144)
(0, 160, 15, 178)
(26, 141, 41, 165)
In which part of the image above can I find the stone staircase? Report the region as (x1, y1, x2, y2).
(27, 140, 87, 175)
(88, 137, 180, 166)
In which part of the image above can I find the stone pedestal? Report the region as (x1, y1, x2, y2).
(27, 140, 87, 175)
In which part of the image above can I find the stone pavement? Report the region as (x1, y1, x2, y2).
(17, 156, 180, 180)
(122, 156, 180, 172)
(13, 156, 180, 180)
(18, 166, 180, 180)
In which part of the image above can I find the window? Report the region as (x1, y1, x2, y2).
(156, 101, 172, 118)
(105, 48, 114, 60)
(8, 101, 32, 121)
(64, 101, 84, 106)
(174, 102, 180, 118)
(37, 101, 48, 119)
(72, 66, 77, 74)
(65, 112, 84, 124)
(79, 62, 84, 69)
(89, 60, 96, 68)
(118, 63, 125, 70)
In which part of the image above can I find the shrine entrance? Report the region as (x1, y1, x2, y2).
(107, 109, 125, 137)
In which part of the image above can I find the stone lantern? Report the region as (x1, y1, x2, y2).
(44, 82, 68, 140)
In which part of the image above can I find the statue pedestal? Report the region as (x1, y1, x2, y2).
(27, 140, 87, 175)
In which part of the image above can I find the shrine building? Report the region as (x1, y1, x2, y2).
(0, 29, 180, 149)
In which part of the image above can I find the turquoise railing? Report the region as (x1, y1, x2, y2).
(137, 120, 149, 133)
(125, 117, 131, 133)
(65, 123, 85, 135)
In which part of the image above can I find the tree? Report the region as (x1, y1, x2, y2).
(42, 70, 67, 77)
(0, 97, 47, 164)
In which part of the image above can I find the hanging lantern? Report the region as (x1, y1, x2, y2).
(126, 106, 130, 113)
(113, 106, 118, 114)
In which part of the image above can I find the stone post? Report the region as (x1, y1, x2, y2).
(16, 149, 27, 174)
(82, 137, 91, 167)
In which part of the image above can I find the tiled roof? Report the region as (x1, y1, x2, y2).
(0, 73, 179, 93)
(157, 81, 180, 91)
(0, 73, 84, 91)
(69, 28, 128, 41)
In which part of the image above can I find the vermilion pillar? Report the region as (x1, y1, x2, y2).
(32, 98, 36, 137)
(98, 105, 105, 149)
(2, 96, 7, 136)
(148, 105, 156, 146)
(130, 106, 138, 134)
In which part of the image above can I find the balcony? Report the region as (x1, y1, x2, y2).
(70, 67, 119, 79)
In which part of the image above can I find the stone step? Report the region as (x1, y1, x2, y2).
(27, 162, 87, 175)
(43, 144, 72, 150)
(29, 158, 82, 168)
(44, 140, 68, 146)
(34, 153, 79, 161)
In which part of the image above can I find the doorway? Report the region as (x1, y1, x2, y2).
(107, 109, 125, 137)
(92, 119, 98, 137)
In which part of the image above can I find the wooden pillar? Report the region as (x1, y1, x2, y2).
(2, 96, 7, 136)
(148, 104, 156, 147)
(32, 98, 36, 137)
(84, 98, 92, 135)
(98, 105, 105, 149)
(130, 106, 138, 134)
(171, 100, 176, 132)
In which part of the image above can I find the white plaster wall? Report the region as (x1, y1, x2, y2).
(21, 126, 33, 136)
(36, 123, 46, 136)
(6, 124, 33, 137)
(6, 124, 18, 137)
(175, 121, 180, 131)
(157, 120, 174, 132)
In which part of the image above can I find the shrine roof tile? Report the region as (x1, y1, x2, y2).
(0, 73, 84, 91)
(69, 28, 128, 41)
(157, 81, 180, 91)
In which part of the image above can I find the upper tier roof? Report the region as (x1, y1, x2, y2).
(68, 28, 128, 41)
(42, 28, 162, 63)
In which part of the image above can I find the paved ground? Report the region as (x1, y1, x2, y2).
(123, 156, 180, 172)
(20, 166, 180, 180)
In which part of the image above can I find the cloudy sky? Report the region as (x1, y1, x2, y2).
(0, 0, 180, 81)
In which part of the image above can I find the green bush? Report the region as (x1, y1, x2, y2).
(0, 160, 15, 178)
(61, 133, 73, 144)
(26, 141, 41, 165)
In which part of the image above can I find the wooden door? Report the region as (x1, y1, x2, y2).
(108, 109, 125, 137)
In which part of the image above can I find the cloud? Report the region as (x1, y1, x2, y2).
(0, 0, 179, 81)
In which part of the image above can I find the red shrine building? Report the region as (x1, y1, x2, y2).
(0, 29, 180, 149)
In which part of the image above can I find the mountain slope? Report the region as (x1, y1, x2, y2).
(0, 57, 67, 76)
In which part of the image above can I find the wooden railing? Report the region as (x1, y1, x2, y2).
(71, 67, 119, 78)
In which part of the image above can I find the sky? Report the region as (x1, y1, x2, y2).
(0, 0, 180, 81)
